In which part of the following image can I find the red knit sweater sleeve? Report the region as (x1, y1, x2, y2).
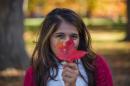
(94, 55, 113, 86)
(24, 66, 35, 86)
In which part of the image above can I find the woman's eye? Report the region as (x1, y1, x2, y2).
(71, 35, 79, 40)
(56, 35, 65, 39)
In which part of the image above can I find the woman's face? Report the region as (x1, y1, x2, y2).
(50, 21, 79, 56)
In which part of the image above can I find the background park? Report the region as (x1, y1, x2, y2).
(0, 0, 130, 86)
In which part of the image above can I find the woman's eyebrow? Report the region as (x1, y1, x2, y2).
(71, 33, 79, 35)
(55, 32, 79, 35)
(55, 32, 65, 35)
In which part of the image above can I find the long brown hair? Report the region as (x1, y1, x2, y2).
(32, 8, 96, 86)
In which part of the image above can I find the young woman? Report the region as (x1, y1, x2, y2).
(24, 8, 113, 86)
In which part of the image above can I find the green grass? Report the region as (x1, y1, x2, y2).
(24, 18, 126, 34)
(24, 18, 126, 28)
(83, 18, 113, 26)
(24, 18, 43, 27)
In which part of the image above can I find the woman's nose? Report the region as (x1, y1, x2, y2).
(65, 36, 70, 42)
(62, 36, 70, 45)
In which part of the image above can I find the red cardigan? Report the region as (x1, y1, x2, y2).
(24, 55, 113, 86)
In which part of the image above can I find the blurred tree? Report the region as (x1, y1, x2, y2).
(86, 0, 97, 18)
(125, 0, 130, 41)
(0, 0, 29, 70)
(28, 0, 45, 17)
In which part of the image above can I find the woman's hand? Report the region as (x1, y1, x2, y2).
(62, 62, 79, 86)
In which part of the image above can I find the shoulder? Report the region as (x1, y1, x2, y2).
(93, 54, 111, 75)
(94, 54, 109, 67)
(24, 66, 35, 86)
(24, 66, 34, 79)
(26, 66, 34, 74)
(93, 54, 113, 86)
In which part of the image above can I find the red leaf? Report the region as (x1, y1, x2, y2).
(56, 39, 87, 62)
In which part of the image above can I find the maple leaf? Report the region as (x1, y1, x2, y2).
(56, 39, 87, 62)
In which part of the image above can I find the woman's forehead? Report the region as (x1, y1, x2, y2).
(55, 21, 78, 34)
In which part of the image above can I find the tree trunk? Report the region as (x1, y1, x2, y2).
(86, 10, 92, 18)
(0, 0, 29, 70)
(125, 0, 130, 41)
